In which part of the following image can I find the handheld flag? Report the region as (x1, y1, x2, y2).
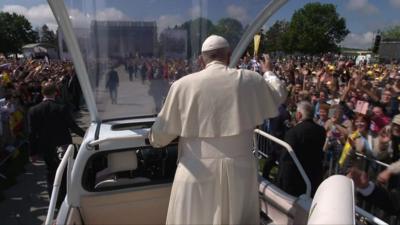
(339, 131, 360, 167)
(254, 34, 261, 56)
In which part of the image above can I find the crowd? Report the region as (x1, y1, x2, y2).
(241, 53, 400, 219)
(0, 57, 82, 168)
(1, 49, 400, 221)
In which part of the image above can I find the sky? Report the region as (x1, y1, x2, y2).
(1, 0, 400, 50)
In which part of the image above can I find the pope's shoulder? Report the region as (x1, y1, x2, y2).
(172, 67, 263, 86)
(239, 68, 264, 80)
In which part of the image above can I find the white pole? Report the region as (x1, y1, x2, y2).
(45, 145, 74, 225)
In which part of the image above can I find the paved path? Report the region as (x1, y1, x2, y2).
(93, 65, 171, 119)
(0, 108, 90, 225)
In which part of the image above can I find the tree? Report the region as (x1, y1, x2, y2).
(264, 20, 289, 52)
(178, 17, 215, 57)
(40, 24, 57, 46)
(214, 18, 244, 49)
(382, 26, 400, 41)
(0, 12, 38, 56)
(284, 3, 349, 54)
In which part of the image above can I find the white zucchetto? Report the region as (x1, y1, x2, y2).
(201, 35, 230, 52)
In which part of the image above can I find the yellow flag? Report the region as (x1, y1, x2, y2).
(339, 131, 360, 167)
(254, 34, 261, 56)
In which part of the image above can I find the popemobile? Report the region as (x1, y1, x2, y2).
(45, 0, 388, 224)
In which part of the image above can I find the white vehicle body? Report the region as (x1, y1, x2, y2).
(45, 0, 389, 224)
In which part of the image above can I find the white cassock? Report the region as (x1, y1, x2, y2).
(150, 60, 286, 225)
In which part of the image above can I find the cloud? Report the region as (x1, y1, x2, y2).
(1, 4, 57, 30)
(1, 4, 129, 30)
(226, 5, 249, 25)
(389, 0, 400, 8)
(346, 0, 379, 14)
(69, 7, 130, 28)
(157, 14, 184, 33)
(95, 8, 129, 21)
(188, 5, 201, 18)
(341, 31, 374, 49)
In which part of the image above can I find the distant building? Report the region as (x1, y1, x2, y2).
(91, 21, 157, 58)
(378, 41, 400, 61)
(22, 43, 58, 59)
(57, 27, 91, 61)
(58, 20, 158, 60)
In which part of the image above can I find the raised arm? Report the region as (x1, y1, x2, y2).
(260, 54, 287, 104)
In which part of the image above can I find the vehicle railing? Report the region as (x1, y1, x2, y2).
(254, 131, 394, 225)
(355, 206, 389, 225)
(253, 129, 311, 199)
(354, 152, 390, 168)
(87, 134, 147, 149)
(45, 144, 75, 225)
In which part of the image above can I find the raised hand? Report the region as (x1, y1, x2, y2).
(260, 54, 273, 73)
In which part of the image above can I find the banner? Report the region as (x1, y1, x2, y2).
(339, 131, 360, 167)
(254, 34, 261, 56)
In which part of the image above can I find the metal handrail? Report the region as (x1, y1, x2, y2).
(45, 144, 75, 225)
(254, 129, 312, 198)
(355, 152, 390, 168)
(87, 134, 147, 148)
(355, 206, 389, 225)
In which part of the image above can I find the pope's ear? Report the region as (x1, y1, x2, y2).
(227, 51, 232, 65)
(198, 55, 206, 69)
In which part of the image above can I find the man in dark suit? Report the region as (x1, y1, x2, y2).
(105, 67, 119, 104)
(28, 81, 85, 203)
(277, 101, 326, 197)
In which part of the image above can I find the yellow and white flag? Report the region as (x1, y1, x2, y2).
(254, 34, 261, 56)
(339, 131, 360, 167)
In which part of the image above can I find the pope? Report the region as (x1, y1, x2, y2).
(149, 35, 287, 225)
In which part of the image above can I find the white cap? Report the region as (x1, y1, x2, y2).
(201, 35, 230, 52)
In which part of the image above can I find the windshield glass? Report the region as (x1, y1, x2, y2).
(62, 0, 267, 120)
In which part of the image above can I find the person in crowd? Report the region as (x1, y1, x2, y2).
(28, 81, 85, 207)
(341, 114, 374, 168)
(277, 101, 326, 197)
(315, 103, 330, 127)
(314, 91, 328, 119)
(105, 66, 119, 104)
(325, 104, 353, 137)
(370, 105, 391, 134)
(347, 167, 400, 215)
(127, 60, 135, 81)
(148, 35, 286, 225)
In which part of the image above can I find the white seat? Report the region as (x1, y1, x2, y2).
(95, 151, 150, 189)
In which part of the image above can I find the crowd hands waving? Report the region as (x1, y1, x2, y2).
(1, 51, 400, 216)
(0, 57, 82, 162)
(240, 53, 400, 216)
